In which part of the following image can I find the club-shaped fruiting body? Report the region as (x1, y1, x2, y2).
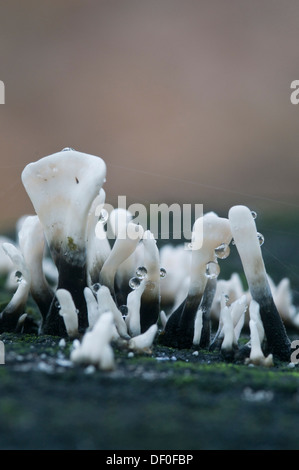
(96, 285, 130, 340)
(246, 319, 274, 367)
(18, 215, 54, 325)
(139, 230, 161, 333)
(161, 213, 232, 349)
(70, 311, 115, 370)
(86, 189, 111, 286)
(0, 243, 31, 332)
(128, 324, 158, 352)
(125, 279, 146, 337)
(99, 222, 144, 298)
(21, 148, 107, 335)
(228, 205, 291, 361)
(55, 289, 79, 339)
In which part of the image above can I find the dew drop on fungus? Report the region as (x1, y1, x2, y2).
(146, 280, 155, 291)
(55, 300, 61, 310)
(91, 283, 101, 293)
(214, 243, 230, 260)
(119, 305, 128, 318)
(135, 266, 148, 279)
(251, 210, 257, 220)
(160, 267, 167, 278)
(205, 261, 220, 279)
(257, 232, 265, 246)
(129, 277, 141, 290)
(98, 209, 109, 224)
(61, 147, 75, 152)
(15, 270, 23, 283)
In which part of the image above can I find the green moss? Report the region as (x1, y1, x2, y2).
(67, 236, 78, 251)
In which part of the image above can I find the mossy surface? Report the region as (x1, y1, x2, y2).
(1, 330, 299, 450)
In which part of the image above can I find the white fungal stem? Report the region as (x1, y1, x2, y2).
(249, 299, 264, 343)
(99, 222, 144, 294)
(96, 285, 130, 339)
(221, 305, 237, 353)
(193, 308, 203, 345)
(18, 215, 54, 318)
(125, 279, 146, 337)
(56, 289, 79, 338)
(1, 243, 31, 318)
(228, 205, 291, 361)
(246, 319, 274, 367)
(70, 312, 115, 370)
(128, 324, 158, 352)
(86, 189, 111, 286)
(84, 287, 100, 329)
(139, 230, 161, 332)
(188, 213, 232, 298)
(230, 295, 248, 341)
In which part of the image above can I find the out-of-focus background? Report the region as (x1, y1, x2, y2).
(1, 0, 299, 284)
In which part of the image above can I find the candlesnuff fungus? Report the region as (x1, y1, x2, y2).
(0, 243, 31, 332)
(228, 205, 291, 361)
(70, 311, 115, 371)
(86, 189, 111, 287)
(18, 215, 55, 328)
(161, 212, 232, 349)
(1, 146, 298, 372)
(139, 230, 161, 333)
(21, 148, 107, 335)
(99, 222, 144, 300)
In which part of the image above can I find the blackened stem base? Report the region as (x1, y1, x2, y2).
(43, 256, 89, 336)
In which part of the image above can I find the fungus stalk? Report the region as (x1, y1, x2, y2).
(228, 205, 291, 361)
(21, 148, 107, 335)
(0, 243, 31, 332)
(161, 213, 232, 348)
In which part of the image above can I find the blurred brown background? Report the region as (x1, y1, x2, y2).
(1, 0, 299, 232)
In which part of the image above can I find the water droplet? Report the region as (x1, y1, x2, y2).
(205, 261, 220, 279)
(119, 305, 128, 318)
(129, 277, 141, 290)
(136, 266, 148, 279)
(146, 280, 156, 291)
(251, 210, 257, 219)
(231, 239, 235, 246)
(61, 147, 75, 152)
(160, 267, 167, 278)
(15, 270, 23, 283)
(91, 283, 101, 293)
(98, 209, 109, 224)
(187, 242, 193, 250)
(257, 232, 264, 246)
(214, 243, 230, 260)
(55, 300, 61, 310)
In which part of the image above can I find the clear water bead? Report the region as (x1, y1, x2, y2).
(136, 266, 148, 279)
(257, 232, 265, 246)
(15, 270, 23, 283)
(98, 209, 109, 224)
(251, 210, 257, 219)
(91, 283, 101, 293)
(129, 277, 141, 290)
(160, 268, 167, 278)
(61, 147, 75, 152)
(205, 261, 220, 279)
(146, 280, 156, 291)
(119, 305, 128, 318)
(214, 243, 230, 260)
